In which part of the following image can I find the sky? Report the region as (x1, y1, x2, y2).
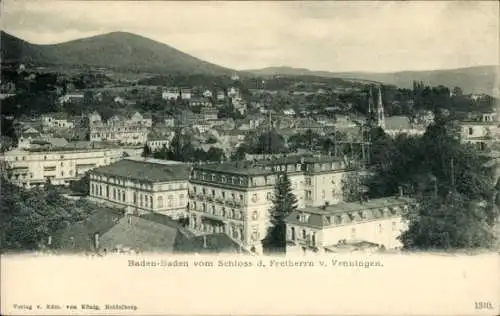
(2, 1, 499, 73)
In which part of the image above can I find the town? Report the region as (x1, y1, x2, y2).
(1, 15, 499, 256)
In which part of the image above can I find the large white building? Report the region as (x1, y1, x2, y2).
(187, 155, 354, 254)
(1, 147, 125, 188)
(285, 196, 416, 254)
(88, 158, 191, 219)
(89, 112, 151, 145)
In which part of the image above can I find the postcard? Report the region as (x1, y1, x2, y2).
(1, 1, 499, 315)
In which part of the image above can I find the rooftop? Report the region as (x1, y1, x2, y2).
(175, 233, 246, 254)
(303, 196, 414, 215)
(194, 154, 344, 176)
(90, 159, 191, 182)
(286, 196, 415, 228)
(99, 215, 185, 253)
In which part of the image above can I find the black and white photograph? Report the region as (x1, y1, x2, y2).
(1, 1, 499, 314)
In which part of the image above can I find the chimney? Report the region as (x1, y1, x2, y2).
(203, 235, 207, 249)
(94, 232, 100, 250)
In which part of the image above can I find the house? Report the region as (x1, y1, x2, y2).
(285, 196, 416, 254)
(164, 115, 175, 127)
(228, 87, 241, 99)
(180, 88, 192, 100)
(58, 93, 84, 105)
(200, 107, 219, 120)
(41, 113, 75, 130)
(146, 136, 170, 152)
(459, 118, 499, 151)
(162, 88, 180, 100)
(216, 90, 226, 101)
(283, 109, 296, 116)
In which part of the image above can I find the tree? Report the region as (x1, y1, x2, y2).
(264, 173, 298, 252)
(69, 172, 90, 196)
(367, 116, 499, 250)
(142, 144, 152, 157)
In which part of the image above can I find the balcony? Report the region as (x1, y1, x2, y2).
(215, 197, 224, 204)
(225, 200, 235, 207)
(206, 195, 214, 202)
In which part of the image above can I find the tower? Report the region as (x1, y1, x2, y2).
(376, 86, 385, 129)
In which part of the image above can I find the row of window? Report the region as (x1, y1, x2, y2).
(191, 202, 259, 220)
(192, 187, 274, 202)
(91, 183, 186, 209)
(290, 222, 399, 243)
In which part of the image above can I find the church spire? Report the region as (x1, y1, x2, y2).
(377, 86, 385, 129)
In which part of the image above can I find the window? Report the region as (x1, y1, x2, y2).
(252, 211, 259, 220)
(351, 228, 356, 238)
(266, 192, 272, 200)
(392, 222, 397, 231)
(378, 223, 383, 233)
(291, 227, 296, 240)
(305, 190, 312, 200)
(113, 188, 116, 200)
(133, 192, 137, 204)
(239, 194, 244, 201)
(222, 207, 226, 217)
(221, 191, 226, 198)
(212, 189, 216, 197)
(251, 194, 258, 202)
(302, 229, 307, 239)
(22, 156, 25, 161)
(305, 177, 312, 185)
(122, 192, 126, 202)
(321, 190, 325, 199)
(180, 194, 184, 199)
(311, 233, 316, 246)
(211, 205, 216, 214)
(139, 194, 143, 206)
(61, 171, 64, 176)
(150, 196, 153, 208)
(231, 193, 235, 200)
(231, 209, 236, 218)
(468, 127, 473, 135)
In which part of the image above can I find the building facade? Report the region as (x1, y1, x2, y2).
(285, 196, 416, 254)
(89, 158, 191, 219)
(89, 112, 150, 145)
(1, 148, 124, 188)
(187, 155, 353, 253)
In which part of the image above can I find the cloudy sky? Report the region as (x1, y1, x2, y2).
(2, 1, 499, 72)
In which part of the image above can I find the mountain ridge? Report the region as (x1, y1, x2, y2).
(1, 31, 498, 95)
(246, 65, 500, 95)
(0, 31, 234, 76)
